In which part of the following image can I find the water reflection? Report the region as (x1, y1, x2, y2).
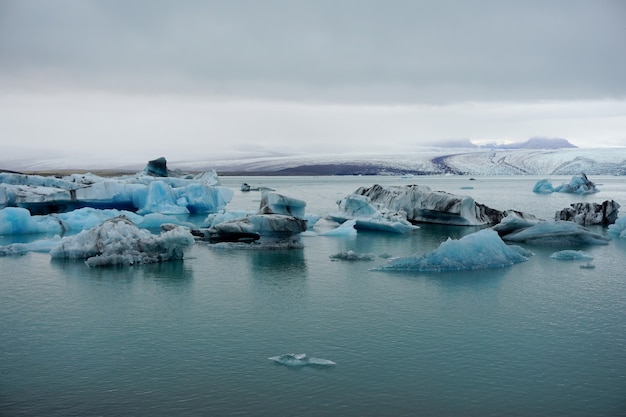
(50, 257, 193, 285)
(247, 249, 307, 283)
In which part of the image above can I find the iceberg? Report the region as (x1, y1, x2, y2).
(0, 158, 233, 216)
(502, 221, 610, 246)
(555, 200, 620, 225)
(328, 194, 419, 233)
(608, 216, 626, 238)
(50, 216, 194, 267)
(197, 192, 307, 245)
(491, 210, 544, 236)
(550, 250, 593, 260)
(350, 184, 505, 226)
(533, 173, 599, 194)
(0, 237, 62, 256)
(375, 229, 532, 272)
(268, 353, 336, 367)
(320, 219, 357, 236)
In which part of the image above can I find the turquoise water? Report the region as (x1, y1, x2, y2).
(1, 176, 625, 416)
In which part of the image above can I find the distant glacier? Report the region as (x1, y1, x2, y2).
(173, 147, 626, 176)
(2, 147, 625, 176)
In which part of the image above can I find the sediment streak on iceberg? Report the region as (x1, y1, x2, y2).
(375, 229, 531, 272)
(353, 184, 504, 226)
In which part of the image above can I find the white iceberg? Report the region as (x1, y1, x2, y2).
(328, 194, 419, 233)
(375, 229, 532, 272)
(50, 216, 194, 267)
(320, 219, 357, 236)
(502, 221, 610, 246)
(268, 353, 336, 367)
(492, 210, 544, 236)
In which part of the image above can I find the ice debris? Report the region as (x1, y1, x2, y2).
(375, 229, 532, 272)
(330, 250, 376, 261)
(50, 216, 194, 267)
(550, 250, 594, 260)
(532, 173, 598, 194)
(268, 353, 336, 367)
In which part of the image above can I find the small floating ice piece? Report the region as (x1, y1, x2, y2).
(268, 353, 336, 367)
(580, 262, 596, 269)
(550, 250, 594, 261)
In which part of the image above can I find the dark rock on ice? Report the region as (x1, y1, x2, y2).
(144, 157, 169, 177)
(555, 200, 620, 225)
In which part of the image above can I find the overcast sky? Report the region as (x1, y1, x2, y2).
(1, 0, 625, 166)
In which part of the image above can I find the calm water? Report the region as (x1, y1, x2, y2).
(1, 176, 625, 417)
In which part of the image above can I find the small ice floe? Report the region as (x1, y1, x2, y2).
(268, 353, 336, 367)
(549, 250, 593, 261)
(580, 262, 596, 269)
(329, 250, 376, 261)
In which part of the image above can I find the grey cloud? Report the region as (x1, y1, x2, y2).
(1, 0, 625, 103)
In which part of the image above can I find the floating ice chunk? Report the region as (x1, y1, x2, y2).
(550, 250, 594, 260)
(259, 192, 306, 218)
(533, 173, 598, 194)
(202, 210, 256, 228)
(608, 216, 626, 238)
(0, 207, 65, 235)
(352, 184, 505, 226)
(492, 210, 544, 236)
(580, 262, 596, 269)
(50, 216, 194, 267)
(205, 214, 307, 243)
(532, 179, 555, 194)
(330, 250, 376, 261)
(328, 194, 419, 233)
(240, 182, 274, 192)
(555, 200, 620, 225)
(502, 221, 610, 246)
(321, 220, 357, 236)
(375, 229, 531, 272)
(0, 237, 62, 256)
(268, 353, 336, 367)
(138, 181, 190, 215)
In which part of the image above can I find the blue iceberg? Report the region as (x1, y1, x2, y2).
(375, 229, 532, 272)
(608, 216, 626, 238)
(533, 173, 598, 194)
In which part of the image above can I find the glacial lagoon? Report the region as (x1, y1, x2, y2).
(1, 175, 625, 416)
